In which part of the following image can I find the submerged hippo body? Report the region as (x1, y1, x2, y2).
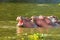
(34, 18, 50, 28)
(22, 18, 38, 28)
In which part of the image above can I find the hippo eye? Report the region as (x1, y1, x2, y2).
(16, 17, 18, 20)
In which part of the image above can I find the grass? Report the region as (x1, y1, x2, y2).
(0, 27, 60, 40)
(0, 3, 60, 40)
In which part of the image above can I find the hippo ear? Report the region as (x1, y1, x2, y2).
(39, 16, 44, 19)
(47, 16, 50, 19)
(31, 16, 34, 19)
(16, 17, 19, 20)
(16, 16, 21, 20)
